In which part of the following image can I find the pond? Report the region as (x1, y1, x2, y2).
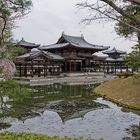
(0, 83, 140, 140)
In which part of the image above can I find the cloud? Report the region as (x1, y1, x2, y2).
(13, 0, 136, 52)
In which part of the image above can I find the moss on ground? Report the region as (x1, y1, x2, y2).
(95, 77, 140, 110)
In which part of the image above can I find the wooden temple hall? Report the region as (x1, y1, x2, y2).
(15, 33, 127, 77)
(93, 48, 127, 74)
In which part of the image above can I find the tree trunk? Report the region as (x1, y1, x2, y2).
(137, 32, 140, 56)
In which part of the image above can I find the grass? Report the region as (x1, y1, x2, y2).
(0, 132, 103, 140)
(95, 77, 140, 110)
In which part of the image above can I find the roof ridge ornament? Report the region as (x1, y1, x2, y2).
(81, 34, 84, 38)
(21, 37, 25, 41)
(62, 31, 65, 35)
(113, 47, 117, 50)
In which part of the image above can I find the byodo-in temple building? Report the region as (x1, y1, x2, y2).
(94, 47, 126, 73)
(15, 33, 127, 77)
(39, 33, 109, 72)
(103, 47, 126, 73)
(17, 38, 40, 53)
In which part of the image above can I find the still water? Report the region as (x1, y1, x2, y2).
(0, 84, 140, 140)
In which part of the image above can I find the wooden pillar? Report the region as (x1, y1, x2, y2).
(65, 61, 67, 72)
(69, 60, 71, 72)
(38, 61, 40, 77)
(57, 64, 59, 73)
(24, 63, 27, 77)
(37, 61, 39, 77)
(120, 62, 122, 73)
(59, 64, 61, 73)
(52, 64, 54, 75)
(107, 62, 109, 74)
(57, 64, 59, 74)
(104, 61, 106, 73)
(19, 64, 22, 77)
(44, 61, 46, 77)
(80, 61, 82, 72)
(31, 61, 33, 78)
(49, 63, 51, 75)
(103, 62, 105, 73)
(51, 63, 53, 75)
(99, 61, 101, 72)
(115, 62, 117, 74)
(100, 61, 102, 72)
(74, 60, 76, 71)
(105, 62, 107, 73)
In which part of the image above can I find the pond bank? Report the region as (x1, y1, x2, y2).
(15, 72, 116, 86)
(94, 77, 140, 111)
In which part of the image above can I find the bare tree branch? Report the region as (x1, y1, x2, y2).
(77, 2, 140, 32)
(127, 0, 140, 5)
(100, 0, 140, 24)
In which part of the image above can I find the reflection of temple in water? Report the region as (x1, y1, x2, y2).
(26, 84, 101, 123)
(0, 84, 98, 123)
(57, 108, 94, 123)
(29, 84, 93, 100)
(48, 99, 102, 123)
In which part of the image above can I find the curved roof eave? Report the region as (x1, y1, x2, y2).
(17, 39, 40, 48)
(39, 43, 69, 50)
(103, 47, 126, 54)
(105, 57, 124, 62)
(59, 33, 110, 50)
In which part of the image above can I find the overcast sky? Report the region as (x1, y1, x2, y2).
(13, 0, 136, 53)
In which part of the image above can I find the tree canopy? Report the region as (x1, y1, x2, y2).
(0, 0, 32, 79)
(77, 0, 140, 70)
(0, 0, 32, 45)
(77, 0, 140, 36)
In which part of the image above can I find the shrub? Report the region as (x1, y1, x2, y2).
(133, 72, 140, 79)
(117, 72, 134, 78)
(0, 132, 98, 140)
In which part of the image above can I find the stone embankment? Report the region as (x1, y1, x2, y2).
(15, 72, 116, 86)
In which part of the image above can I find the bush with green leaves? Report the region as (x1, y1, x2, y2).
(133, 72, 140, 79)
(117, 72, 134, 78)
(124, 45, 140, 70)
(0, 132, 104, 140)
(0, 80, 30, 102)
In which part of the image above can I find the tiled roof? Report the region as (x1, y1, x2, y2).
(43, 51, 64, 60)
(17, 49, 64, 61)
(17, 38, 40, 48)
(61, 33, 109, 50)
(62, 34, 109, 50)
(39, 43, 69, 50)
(40, 33, 109, 51)
(103, 47, 126, 54)
(17, 52, 31, 59)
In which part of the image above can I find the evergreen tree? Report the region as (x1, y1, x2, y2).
(0, 0, 32, 79)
